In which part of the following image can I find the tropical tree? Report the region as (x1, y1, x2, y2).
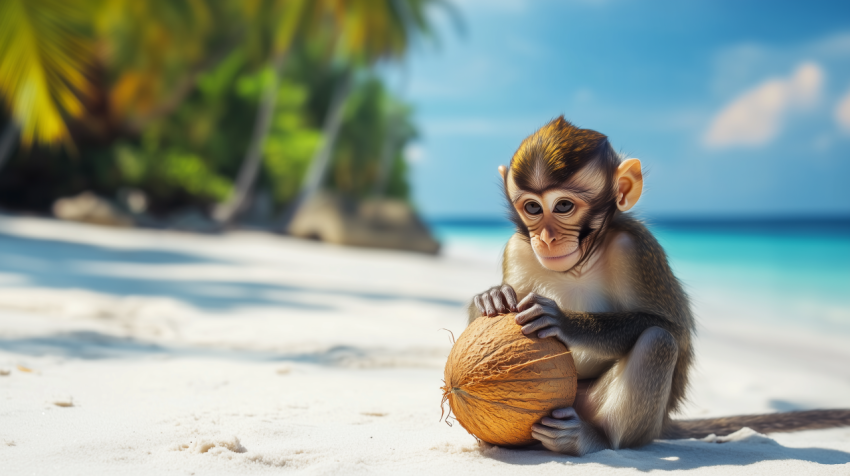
(0, 0, 228, 168)
(278, 0, 449, 229)
(217, 0, 447, 226)
(0, 0, 456, 225)
(325, 75, 415, 201)
(212, 0, 328, 223)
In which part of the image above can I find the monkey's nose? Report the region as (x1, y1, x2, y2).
(540, 228, 558, 247)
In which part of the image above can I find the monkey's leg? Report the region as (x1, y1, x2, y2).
(587, 326, 678, 449)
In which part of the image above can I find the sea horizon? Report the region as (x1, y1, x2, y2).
(426, 214, 850, 234)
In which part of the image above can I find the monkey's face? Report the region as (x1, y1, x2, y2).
(506, 165, 610, 272)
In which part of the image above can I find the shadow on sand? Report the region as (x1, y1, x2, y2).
(0, 330, 435, 367)
(0, 232, 463, 311)
(479, 435, 850, 470)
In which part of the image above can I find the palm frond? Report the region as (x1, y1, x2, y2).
(0, 0, 93, 146)
(331, 0, 445, 65)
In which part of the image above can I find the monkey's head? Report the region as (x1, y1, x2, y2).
(501, 116, 643, 272)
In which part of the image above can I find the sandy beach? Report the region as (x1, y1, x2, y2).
(1, 215, 849, 475)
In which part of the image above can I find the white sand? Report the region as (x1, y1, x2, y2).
(0, 215, 848, 475)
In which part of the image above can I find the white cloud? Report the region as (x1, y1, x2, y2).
(835, 88, 850, 133)
(710, 33, 850, 97)
(703, 62, 824, 148)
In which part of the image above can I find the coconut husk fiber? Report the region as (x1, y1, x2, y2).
(441, 313, 576, 447)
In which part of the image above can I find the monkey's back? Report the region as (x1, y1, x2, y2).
(608, 213, 695, 415)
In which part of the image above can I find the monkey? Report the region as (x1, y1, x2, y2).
(468, 116, 850, 456)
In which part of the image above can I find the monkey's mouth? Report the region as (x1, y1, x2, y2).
(536, 248, 579, 261)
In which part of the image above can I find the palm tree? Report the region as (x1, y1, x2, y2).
(217, 0, 449, 226)
(278, 0, 447, 230)
(372, 100, 406, 199)
(212, 0, 324, 224)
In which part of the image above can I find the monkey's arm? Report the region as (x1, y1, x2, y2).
(558, 311, 683, 359)
(515, 293, 683, 360)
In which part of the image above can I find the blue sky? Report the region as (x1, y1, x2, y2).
(394, 0, 850, 219)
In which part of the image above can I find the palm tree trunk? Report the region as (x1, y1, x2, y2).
(372, 65, 409, 201)
(213, 52, 288, 225)
(0, 122, 19, 174)
(280, 69, 353, 231)
(372, 107, 398, 199)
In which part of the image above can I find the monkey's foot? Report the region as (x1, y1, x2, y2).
(531, 407, 610, 456)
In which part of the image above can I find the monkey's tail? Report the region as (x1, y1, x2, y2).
(664, 409, 850, 439)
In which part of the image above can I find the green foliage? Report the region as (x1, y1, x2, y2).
(101, 49, 253, 209)
(0, 0, 445, 216)
(114, 142, 232, 204)
(160, 153, 230, 200)
(261, 83, 322, 204)
(384, 146, 411, 200)
(234, 64, 323, 204)
(328, 75, 415, 200)
(104, 49, 323, 211)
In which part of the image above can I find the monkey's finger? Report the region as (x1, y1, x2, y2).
(534, 295, 558, 307)
(473, 295, 486, 316)
(480, 294, 497, 317)
(531, 430, 573, 451)
(501, 285, 519, 312)
(521, 316, 557, 335)
(516, 292, 538, 311)
(531, 429, 556, 446)
(530, 423, 568, 439)
(537, 327, 569, 346)
(489, 288, 508, 314)
(552, 407, 579, 419)
(515, 304, 546, 325)
(474, 295, 495, 316)
(539, 417, 580, 430)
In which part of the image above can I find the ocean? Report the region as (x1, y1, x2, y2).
(429, 217, 850, 335)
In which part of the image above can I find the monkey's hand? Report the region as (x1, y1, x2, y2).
(472, 285, 519, 317)
(515, 292, 570, 347)
(531, 408, 609, 456)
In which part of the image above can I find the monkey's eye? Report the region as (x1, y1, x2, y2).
(554, 200, 574, 214)
(524, 201, 543, 215)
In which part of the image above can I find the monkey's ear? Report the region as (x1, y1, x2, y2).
(498, 165, 507, 180)
(616, 158, 643, 212)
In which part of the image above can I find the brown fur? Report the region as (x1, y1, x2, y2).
(494, 213, 694, 449)
(509, 116, 614, 195)
(612, 214, 694, 416)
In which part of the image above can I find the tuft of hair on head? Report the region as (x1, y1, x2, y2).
(508, 116, 618, 194)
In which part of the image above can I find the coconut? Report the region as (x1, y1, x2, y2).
(441, 313, 577, 446)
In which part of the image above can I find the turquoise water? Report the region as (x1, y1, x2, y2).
(430, 220, 850, 334)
